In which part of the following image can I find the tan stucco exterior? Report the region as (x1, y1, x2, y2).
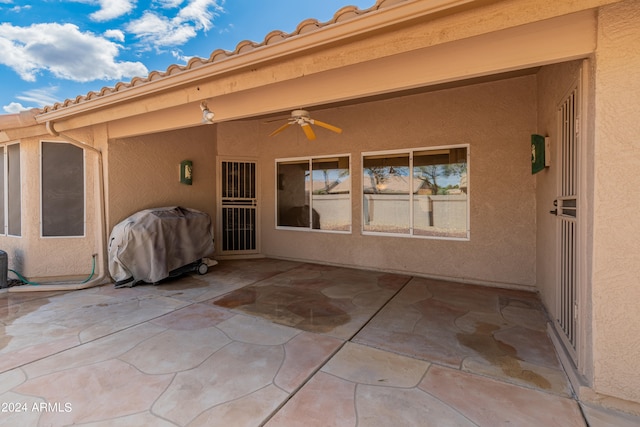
(590, 0, 640, 406)
(0, 130, 103, 281)
(1, 0, 639, 415)
(108, 126, 217, 228)
(241, 75, 538, 288)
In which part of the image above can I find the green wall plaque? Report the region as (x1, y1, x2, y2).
(180, 160, 193, 185)
(531, 134, 545, 174)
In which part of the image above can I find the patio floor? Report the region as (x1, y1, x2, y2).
(1, 258, 638, 426)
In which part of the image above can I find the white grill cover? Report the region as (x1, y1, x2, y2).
(108, 206, 214, 284)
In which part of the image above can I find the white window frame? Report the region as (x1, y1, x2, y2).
(0, 144, 5, 236)
(40, 141, 86, 238)
(362, 144, 470, 241)
(275, 154, 352, 234)
(1, 142, 22, 237)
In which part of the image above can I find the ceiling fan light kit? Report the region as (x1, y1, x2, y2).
(269, 109, 342, 140)
(200, 101, 215, 124)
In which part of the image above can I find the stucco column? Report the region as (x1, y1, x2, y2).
(591, 0, 640, 406)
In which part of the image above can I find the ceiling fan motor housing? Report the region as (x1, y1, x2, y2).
(291, 109, 310, 119)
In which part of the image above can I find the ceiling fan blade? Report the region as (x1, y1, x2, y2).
(269, 122, 293, 137)
(301, 123, 317, 140)
(311, 119, 343, 134)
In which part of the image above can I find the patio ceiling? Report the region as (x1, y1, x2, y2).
(36, 6, 596, 140)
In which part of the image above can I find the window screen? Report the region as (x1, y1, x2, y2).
(7, 144, 21, 236)
(41, 142, 84, 237)
(0, 147, 5, 234)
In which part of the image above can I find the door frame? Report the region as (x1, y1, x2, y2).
(216, 156, 260, 257)
(551, 60, 592, 382)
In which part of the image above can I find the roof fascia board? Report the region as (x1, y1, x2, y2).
(34, 0, 476, 123)
(0, 111, 47, 140)
(0, 124, 49, 141)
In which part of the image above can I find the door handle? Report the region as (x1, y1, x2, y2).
(550, 209, 558, 215)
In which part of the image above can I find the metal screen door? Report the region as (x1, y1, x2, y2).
(555, 81, 580, 361)
(219, 160, 258, 254)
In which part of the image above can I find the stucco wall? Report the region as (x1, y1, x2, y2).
(108, 126, 217, 231)
(217, 75, 538, 288)
(591, 0, 640, 404)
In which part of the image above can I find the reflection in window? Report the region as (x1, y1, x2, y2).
(363, 146, 468, 239)
(363, 154, 410, 234)
(277, 155, 350, 232)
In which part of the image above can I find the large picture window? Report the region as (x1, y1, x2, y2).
(0, 143, 21, 236)
(41, 141, 85, 237)
(363, 145, 468, 239)
(276, 155, 350, 232)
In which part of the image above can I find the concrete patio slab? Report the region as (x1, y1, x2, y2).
(1, 259, 636, 426)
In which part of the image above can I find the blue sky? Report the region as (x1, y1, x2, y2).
(0, 0, 375, 114)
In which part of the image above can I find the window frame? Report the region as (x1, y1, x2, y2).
(0, 142, 22, 237)
(40, 140, 86, 238)
(0, 145, 4, 236)
(275, 153, 352, 234)
(362, 144, 470, 241)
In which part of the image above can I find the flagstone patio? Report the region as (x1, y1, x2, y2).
(1, 258, 638, 426)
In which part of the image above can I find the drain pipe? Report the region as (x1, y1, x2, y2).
(9, 121, 109, 292)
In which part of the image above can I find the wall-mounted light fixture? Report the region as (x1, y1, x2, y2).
(200, 101, 215, 124)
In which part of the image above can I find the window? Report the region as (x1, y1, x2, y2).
(0, 143, 21, 236)
(41, 141, 85, 237)
(0, 147, 4, 235)
(276, 155, 350, 232)
(363, 145, 468, 239)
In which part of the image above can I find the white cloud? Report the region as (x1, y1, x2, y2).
(10, 5, 31, 12)
(126, 12, 194, 49)
(178, 0, 224, 31)
(3, 102, 29, 114)
(0, 22, 148, 82)
(126, 0, 224, 50)
(155, 0, 184, 8)
(17, 87, 61, 107)
(104, 29, 125, 42)
(90, 0, 136, 22)
(0, 0, 30, 12)
(171, 49, 193, 63)
(218, 23, 232, 34)
(2, 87, 61, 111)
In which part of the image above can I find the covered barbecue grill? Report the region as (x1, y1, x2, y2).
(108, 206, 215, 287)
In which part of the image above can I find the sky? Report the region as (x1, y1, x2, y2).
(0, 0, 375, 114)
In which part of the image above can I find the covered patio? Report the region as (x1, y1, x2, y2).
(1, 259, 636, 426)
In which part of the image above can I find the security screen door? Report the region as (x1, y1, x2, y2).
(219, 160, 258, 255)
(554, 79, 581, 364)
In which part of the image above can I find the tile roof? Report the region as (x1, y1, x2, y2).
(41, 0, 407, 114)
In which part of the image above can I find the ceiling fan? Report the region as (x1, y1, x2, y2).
(269, 109, 342, 141)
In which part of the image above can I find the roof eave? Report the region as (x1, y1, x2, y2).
(0, 109, 38, 129)
(34, 0, 476, 124)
